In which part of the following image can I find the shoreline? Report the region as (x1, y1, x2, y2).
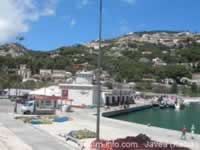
(102, 101, 200, 134)
(183, 97, 200, 104)
(102, 103, 152, 117)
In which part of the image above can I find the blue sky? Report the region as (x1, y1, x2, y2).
(1, 0, 200, 50)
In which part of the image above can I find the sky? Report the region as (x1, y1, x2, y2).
(0, 0, 200, 51)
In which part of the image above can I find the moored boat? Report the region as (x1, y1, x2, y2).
(175, 97, 184, 110)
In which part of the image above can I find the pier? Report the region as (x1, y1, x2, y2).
(102, 103, 152, 117)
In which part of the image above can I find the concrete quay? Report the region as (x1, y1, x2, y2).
(36, 103, 200, 150)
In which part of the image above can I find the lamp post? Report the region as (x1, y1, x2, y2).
(96, 0, 103, 147)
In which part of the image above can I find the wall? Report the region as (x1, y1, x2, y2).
(68, 87, 94, 106)
(102, 105, 152, 117)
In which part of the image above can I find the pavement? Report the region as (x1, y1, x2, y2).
(0, 98, 14, 113)
(0, 123, 32, 150)
(37, 105, 200, 150)
(1, 98, 200, 150)
(0, 99, 76, 150)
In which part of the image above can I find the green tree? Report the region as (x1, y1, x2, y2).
(191, 83, 198, 94)
(170, 83, 178, 94)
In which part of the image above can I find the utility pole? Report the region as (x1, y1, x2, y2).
(96, 0, 103, 148)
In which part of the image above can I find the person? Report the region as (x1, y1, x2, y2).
(191, 124, 195, 139)
(181, 126, 187, 140)
(14, 101, 17, 113)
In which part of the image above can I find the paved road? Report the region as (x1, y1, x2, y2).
(0, 99, 76, 150)
(0, 98, 14, 113)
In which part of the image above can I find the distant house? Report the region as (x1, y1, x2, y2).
(100, 71, 111, 81)
(52, 70, 72, 83)
(39, 69, 72, 83)
(17, 64, 31, 80)
(142, 51, 152, 55)
(152, 57, 167, 66)
(192, 73, 200, 81)
(39, 69, 52, 77)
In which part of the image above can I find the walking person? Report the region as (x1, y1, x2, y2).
(181, 125, 187, 140)
(191, 124, 195, 139)
(14, 101, 17, 113)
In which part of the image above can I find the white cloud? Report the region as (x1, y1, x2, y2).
(0, 0, 58, 43)
(78, 0, 90, 8)
(121, 0, 137, 5)
(69, 18, 76, 28)
(40, 0, 58, 16)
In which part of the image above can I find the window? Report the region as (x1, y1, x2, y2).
(122, 96, 125, 101)
(126, 96, 129, 101)
(45, 100, 52, 106)
(112, 96, 115, 101)
(28, 103, 33, 107)
(106, 96, 111, 106)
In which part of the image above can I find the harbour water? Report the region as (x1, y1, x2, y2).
(112, 102, 200, 134)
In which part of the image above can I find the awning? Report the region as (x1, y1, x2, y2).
(29, 86, 62, 97)
(33, 95, 73, 101)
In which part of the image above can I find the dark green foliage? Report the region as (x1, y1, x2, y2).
(135, 82, 152, 91)
(0, 37, 198, 91)
(177, 44, 200, 62)
(170, 83, 178, 94)
(154, 65, 191, 82)
(0, 73, 21, 89)
(191, 83, 198, 93)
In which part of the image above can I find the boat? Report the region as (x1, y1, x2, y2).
(159, 104, 166, 109)
(159, 101, 167, 109)
(152, 101, 159, 106)
(175, 103, 181, 110)
(174, 97, 184, 110)
(166, 101, 175, 108)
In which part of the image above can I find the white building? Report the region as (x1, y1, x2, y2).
(59, 71, 102, 106)
(152, 57, 167, 66)
(60, 84, 99, 106)
(60, 71, 136, 107)
(18, 65, 31, 81)
(74, 71, 94, 84)
(5, 89, 31, 97)
(30, 71, 135, 107)
(102, 89, 135, 106)
(39, 69, 52, 77)
(29, 86, 73, 109)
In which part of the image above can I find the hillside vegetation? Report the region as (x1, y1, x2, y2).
(1, 31, 200, 93)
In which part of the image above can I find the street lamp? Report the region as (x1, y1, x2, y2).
(96, 0, 103, 147)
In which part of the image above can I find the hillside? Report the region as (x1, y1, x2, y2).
(1, 31, 200, 88)
(0, 43, 28, 57)
(85, 31, 200, 48)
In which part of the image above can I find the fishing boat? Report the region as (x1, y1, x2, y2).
(174, 97, 184, 110)
(159, 101, 167, 109)
(175, 103, 181, 110)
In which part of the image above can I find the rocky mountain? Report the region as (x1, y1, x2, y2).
(0, 43, 28, 57)
(1, 31, 200, 58)
(0, 31, 200, 83)
(84, 31, 200, 48)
